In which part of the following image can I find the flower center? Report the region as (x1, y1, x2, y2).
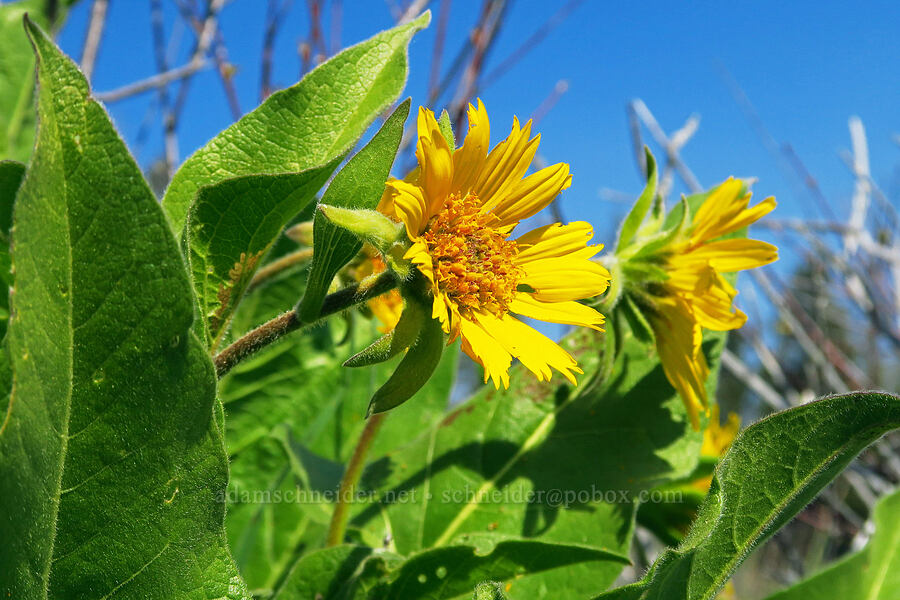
(423, 192, 522, 316)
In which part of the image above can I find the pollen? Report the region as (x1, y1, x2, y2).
(423, 192, 522, 316)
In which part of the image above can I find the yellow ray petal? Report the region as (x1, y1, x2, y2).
(652, 298, 709, 429)
(415, 107, 454, 212)
(696, 196, 777, 243)
(509, 293, 605, 331)
(491, 163, 571, 227)
(473, 311, 582, 385)
(515, 221, 597, 262)
(451, 99, 490, 196)
(690, 178, 747, 243)
(683, 239, 778, 272)
(520, 256, 611, 302)
(474, 117, 540, 208)
(459, 314, 512, 389)
(386, 179, 429, 238)
(692, 293, 747, 331)
(404, 239, 437, 290)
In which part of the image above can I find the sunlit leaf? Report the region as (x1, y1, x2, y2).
(0, 21, 249, 598)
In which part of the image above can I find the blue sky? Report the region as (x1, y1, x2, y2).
(56, 0, 899, 245)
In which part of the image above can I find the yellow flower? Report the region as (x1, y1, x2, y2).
(692, 405, 741, 491)
(700, 405, 740, 458)
(378, 101, 610, 388)
(650, 179, 777, 428)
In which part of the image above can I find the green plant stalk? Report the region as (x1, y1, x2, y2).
(213, 270, 397, 378)
(326, 412, 388, 547)
(245, 248, 314, 294)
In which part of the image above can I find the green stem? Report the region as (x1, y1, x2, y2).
(213, 271, 397, 378)
(326, 412, 387, 547)
(245, 248, 314, 294)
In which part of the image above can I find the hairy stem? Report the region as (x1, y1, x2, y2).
(326, 412, 387, 547)
(246, 248, 314, 294)
(213, 271, 397, 378)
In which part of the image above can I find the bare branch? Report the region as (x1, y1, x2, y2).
(94, 60, 210, 102)
(630, 99, 702, 196)
(721, 348, 789, 411)
(530, 79, 568, 127)
(450, 0, 508, 131)
(398, 0, 430, 24)
(845, 116, 871, 254)
(80, 0, 109, 82)
(174, 0, 243, 120)
(329, 0, 342, 55)
(427, 0, 451, 99)
(480, 0, 585, 90)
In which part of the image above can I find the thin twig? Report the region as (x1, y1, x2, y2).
(750, 270, 853, 393)
(174, 0, 243, 120)
(630, 99, 701, 196)
(163, 0, 227, 177)
(94, 60, 211, 102)
(530, 79, 568, 127)
(261, 0, 291, 101)
(450, 0, 507, 131)
(845, 116, 871, 255)
(716, 62, 837, 221)
(479, 0, 584, 90)
(398, 0, 430, 24)
(721, 348, 788, 411)
(79, 0, 109, 82)
(329, 0, 342, 56)
(427, 0, 451, 100)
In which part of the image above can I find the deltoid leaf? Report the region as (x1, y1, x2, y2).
(162, 13, 430, 234)
(186, 163, 338, 348)
(219, 252, 458, 590)
(334, 325, 724, 598)
(299, 99, 409, 322)
(274, 539, 627, 600)
(595, 392, 900, 600)
(0, 20, 249, 599)
(764, 486, 900, 600)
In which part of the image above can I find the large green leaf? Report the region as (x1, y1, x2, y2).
(764, 486, 900, 600)
(0, 20, 249, 598)
(162, 13, 430, 234)
(298, 99, 409, 322)
(335, 325, 723, 598)
(596, 392, 900, 600)
(274, 540, 628, 600)
(219, 251, 458, 590)
(186, 164, 338, 349)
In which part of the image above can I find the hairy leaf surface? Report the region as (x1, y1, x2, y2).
(595, 392, 900, 600)
(0, 21, 249, 599)
(162, 13, 429, 234)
